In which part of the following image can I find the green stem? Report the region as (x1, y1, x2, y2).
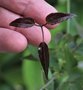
(67, 0, 71, 33)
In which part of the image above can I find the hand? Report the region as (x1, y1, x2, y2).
(0, 0, 57, 53)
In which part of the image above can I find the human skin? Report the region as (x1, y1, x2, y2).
(0, 0, 57, 53)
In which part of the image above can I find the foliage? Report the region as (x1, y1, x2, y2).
(0, 0, 83, 90)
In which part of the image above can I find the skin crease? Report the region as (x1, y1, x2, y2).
(0, 0, 58, 53)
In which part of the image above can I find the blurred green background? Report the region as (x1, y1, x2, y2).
(0, 0, 83, 90)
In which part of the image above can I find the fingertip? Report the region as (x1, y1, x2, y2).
(45, 23, 59, 29)
(0, 28, 28, 53)
(6, 35, 28, 53)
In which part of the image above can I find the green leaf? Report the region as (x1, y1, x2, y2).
(3, 67, 23, 85)
(22, 59, 44, 90)
(0, 53, 17, 67)
(28, 45, 38, 59)
(0, 84, 14, 90)
(58, 82, 78, 90)
(58, 72, 83, 90)
(22, 48, 31, 57)
(62, 45, 77, 73)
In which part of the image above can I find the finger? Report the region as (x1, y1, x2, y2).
(0, 0, 58, 29)
(0, 7, 21, 29)
(0, 28, 28, 53)
(0, 0, 27, 14)
(0, 7, 51, 46)
(24, 0, 58, 29)
(17, 26, 51, 46)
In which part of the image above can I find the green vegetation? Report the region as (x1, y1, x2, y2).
(0, 0, 83, 90)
